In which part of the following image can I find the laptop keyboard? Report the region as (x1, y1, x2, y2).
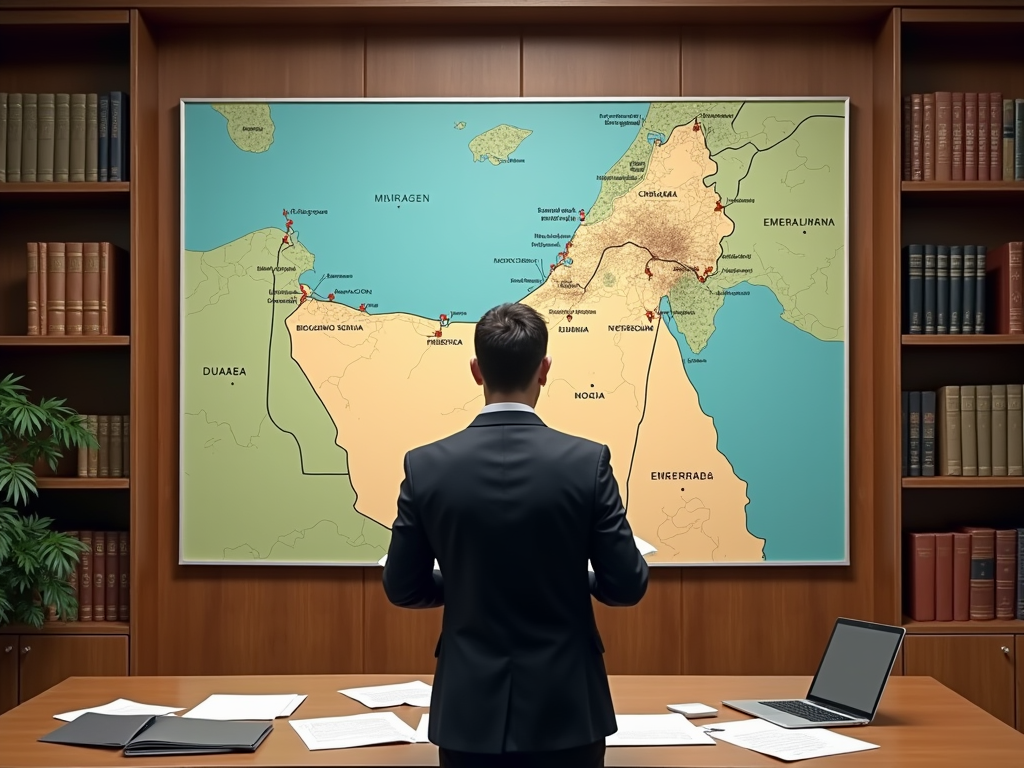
(759, 700, 856, 722)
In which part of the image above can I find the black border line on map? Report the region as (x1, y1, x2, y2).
(623, 316, 660, 515)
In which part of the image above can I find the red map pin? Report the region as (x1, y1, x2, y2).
(440, 314, 447, 321)
(693, 120, 701, 132)
(328, 293, 335, 300)
(359, 303, 366, 312)
(567, 314, 572, 322)
(646, 310, 654, 321)
(299, 295, 306, 304)
(715, 201, 724, 212)
(434, 330, 442, 338)
(282, 236, 289, 243)
(282, 209, 288, 217)
(286, 219, 293, 227)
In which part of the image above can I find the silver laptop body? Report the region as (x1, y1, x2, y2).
(723, 617, 906, 728)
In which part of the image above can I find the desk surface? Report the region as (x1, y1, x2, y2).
(1, 675, 1022, 767)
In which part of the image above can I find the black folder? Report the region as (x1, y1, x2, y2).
(40, 712, 273, 757)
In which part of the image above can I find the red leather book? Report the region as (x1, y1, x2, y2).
(105, 532, 118, 622)
(995, 529, 1017, 620)
(935, 92, 952, 181)
(989, 92, 1002, 180)
(65, 241, 84, 336)
(951, 92, 964, 181)
(964, 92, 978, 181)
(82, 242, 101, 335)
(934, 533, 954, 621)
(78, 530, 93, 622)
(952, 532, 972, 621)
(978, 92, 989, 182)
(911, 93, 923, 181)
(118, 531, 129, 622)
(39, 242, 48, 336)
(961, 527, 995, 620)
(907, 533, 936, 621)
(922, 93, 935, 181)
(986, 242, 1023, 334)
(26, 243, 40, 335)
(66, 531, 79, 621)
(45, 241, 66, 335)
(92, 531, 105, 622)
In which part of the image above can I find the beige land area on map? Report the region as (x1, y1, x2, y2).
(288, 123, 766, 563)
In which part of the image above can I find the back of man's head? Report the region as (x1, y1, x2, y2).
(474, 303, 548, 393)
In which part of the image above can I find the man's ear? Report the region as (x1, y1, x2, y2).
(470, 357, 485, 386)
(538, 356, 552, 386)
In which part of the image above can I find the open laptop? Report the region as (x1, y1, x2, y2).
(723, 617, 906, 728)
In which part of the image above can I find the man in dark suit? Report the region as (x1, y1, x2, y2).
(383, 301, 649, 768)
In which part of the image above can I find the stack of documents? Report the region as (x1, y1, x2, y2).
(605, 714, 714, 746)
(291, 712, 427, 750)
(339, 681, 432, 708)
(705, 718, 878, 761)
(182, 693, 306, 720)
(54, 699, 184, 722)
(39, 712, 272, 756)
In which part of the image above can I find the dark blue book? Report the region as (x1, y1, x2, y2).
(921, 390, 936, 477)
(98, 93, 109, 182)
(924, 244, 937, 334)
(974, 245, 986, 333)
(909, 390, 922, 477)
(110, 91, 123, 182)
(936, 245, 950, 334)
(903, 244, 924, 334)
(962, 245, 975, 334)
(949, 245, 963, 335)
(902, 391, 909, 478)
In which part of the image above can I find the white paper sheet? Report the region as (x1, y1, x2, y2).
(181, 693, 305, 721)
(589, 535, 658, 571)
(339, 681, 432, 708)
(279, 694, 308, 717)
(377, 554, 441, 572)
(705, 718, 878, 761)
(54, 698, 184, 722)
(414, 714, 431, 743)
(290, 712, 418, 751)
(605, 714, 715, 746)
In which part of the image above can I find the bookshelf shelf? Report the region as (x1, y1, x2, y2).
(902, 181, 1024, 193)
(903, 617, 1024, 635)
(36, 478, 129, 490)
(902, 477, 1024, 489)
(0, 182, 130, 202)
(0, 336, 130, 347)
(901, 335, 1024, 346)
(0, 621, 129, 636)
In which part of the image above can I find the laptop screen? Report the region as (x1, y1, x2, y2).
(807, 619, 905, 718)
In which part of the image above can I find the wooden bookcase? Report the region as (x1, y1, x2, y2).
(895, 8, 1024, 731)
(0, 10, 133, 714)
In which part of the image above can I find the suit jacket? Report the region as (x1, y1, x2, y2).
(383, 408, 649, 754)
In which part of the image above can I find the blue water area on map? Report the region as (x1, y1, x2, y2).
(661, 286, 846, 563)
(184, 101, 650, 319)
(647, 132, 667, 145)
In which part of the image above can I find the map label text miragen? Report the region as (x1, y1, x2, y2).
(374, 194, 430, 203)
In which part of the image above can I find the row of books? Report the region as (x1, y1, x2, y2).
(0, 93, 128, 183)
(76, 415, 130, 479)
(901, 386, 1023, 477)
(902, 241, 1022, 335)
(26, 242, 124, 336)
(902, 92, 1024, 181)
(906, 529, 1022, 622)
(49, 530, 129, 622)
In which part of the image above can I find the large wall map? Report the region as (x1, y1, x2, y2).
(181, 99, 848, 566)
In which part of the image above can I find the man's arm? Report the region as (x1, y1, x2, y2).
(382, 453, 444, 609)
(589, 445, 649, 607)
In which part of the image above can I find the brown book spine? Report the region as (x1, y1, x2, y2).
(100, 242, 115, 335)
(118, 531, 129, 622)
(908, 533, 936, 621)
(960, 385, 977, 477)
(27, 243, 40, 335)
(976, 385, 992, 477)
(902, 95, 912, 181)
(934, 532, 954, 621)
(39, 242, 48, 336)
(77, 414, 89, 477)
(951, 92, 964, 181)
(105, 533, 118, 622)
(1008, 384, 1023, 477)
(964, 92, 978, 181)
(123, 415, 130, 477)
(986, 242, 1022, 334)
(83, 242, 101, 335)
(46, 242, 66, 335)
(98, 415, 110, 477)
(977, 92, 989, 182)
(990, 92, 1002, 181)
(910, 93, 923, 181)
(54, 93, 70, 182)
(953, 532, 971, 621)
(110, 415, 123, 478)
(962, 527, 995, 620)
(937, 385, 962, 475)
(92, 531, 105, 622)
(65, 242, 84, 336)
(995, 530, 1017, 620)
(935, 92, 952, 181)
(79, 530, 93, 621)
(70, 94, 86, 182)
(66, 531, 79, 621)
(922, 93, 935, 181)
(87, 414, 99, 477)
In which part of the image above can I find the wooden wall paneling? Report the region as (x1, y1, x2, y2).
(521, 29, 681, 97)
(152, 25, 366, 675)
(0, 643, 16, 716)
(17, 635, 128, 703)
(678, 26, 876, 674)
(365, 31, 520, 97)
(594, 569, 681, 675)
(131, 8, 161, 676)
(871, 9, 901, 627)
(363, 573, 443, 674)
(1017, 635, 1023, 733)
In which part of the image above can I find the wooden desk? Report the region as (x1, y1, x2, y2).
(0, 675, 1021, 767)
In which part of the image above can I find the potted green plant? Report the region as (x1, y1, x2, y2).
(0, 373, 95, 628)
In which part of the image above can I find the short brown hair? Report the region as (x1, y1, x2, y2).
(474, 303, 548, 392)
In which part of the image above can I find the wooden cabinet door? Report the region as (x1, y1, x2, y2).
(1017, 636, 1024, 734)
(0, 640, 17, 715)
(17, 635, 128, 704)
(904, 635, 1016, 727)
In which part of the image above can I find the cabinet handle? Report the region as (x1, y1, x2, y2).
(21, 646, 31, 655)
(3, 646, 11, 654)
(1001, 646, 1010, 655)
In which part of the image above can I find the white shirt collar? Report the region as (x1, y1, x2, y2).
(480, 402, 536, 414)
